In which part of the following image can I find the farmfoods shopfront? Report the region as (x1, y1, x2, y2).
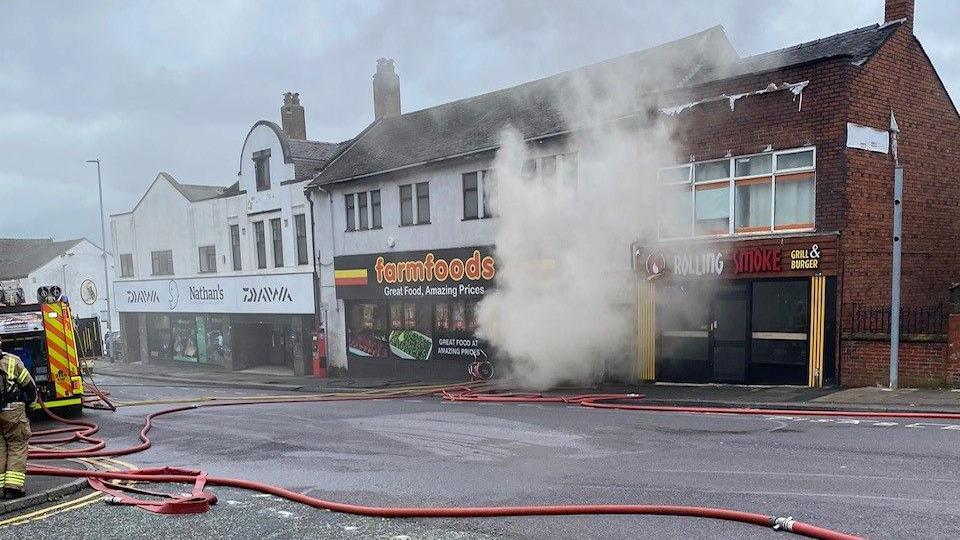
(334, 246, 496, 379)
(635, 234, 838, 386)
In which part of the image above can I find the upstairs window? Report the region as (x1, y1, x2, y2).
(400, 182, 429, 225)
(230, 225, 241, 271)
(370, 190, 382, 228)
(253, 149, 271, 191)
(657, 147, 816, 239)
(358, 192, 369, 230)
(151, 250, 174, 276)
(773, 150, 816, 230)
(463, 170, 498, 219)
(345, 194, 356, 231)
(254, 221, 266, 269)
(295, 214, 308, 265)
(198, 245, 217, 273)
(270, 218, 283, 267)
(694, 159, 730, 235)
(119, 254, 134, 277)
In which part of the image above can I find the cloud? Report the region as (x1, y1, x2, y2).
(1, 0, 956, 243)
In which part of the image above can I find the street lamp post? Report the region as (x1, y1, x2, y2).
(86, 159, 111, 337)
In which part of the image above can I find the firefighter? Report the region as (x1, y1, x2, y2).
(0, 336, 36, 499)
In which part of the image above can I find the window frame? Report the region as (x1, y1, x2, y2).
(370, 189, 382, 229)
(230, 224, 241, 271)
(198, 245, 217, 274)
(119, 253, 134, 278)
(656, 165, 693, 239)
(294, 213, 308, 265)
(357, 191, 369, 230)
(345, 193, 356, 232)
(399, 184, 413, 226)
(657, 146, 816, 240)
(253, 149, 271, 192)
(415, 181, 430, 224)
(270, 217, 283, 268)
(150, 250, 174, 276)
(254, 221, 267, 269)
(462, 172, 480, 220)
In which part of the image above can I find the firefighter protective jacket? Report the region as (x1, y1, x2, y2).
(1, 353, 37, 408)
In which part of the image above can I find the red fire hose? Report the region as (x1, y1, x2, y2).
(25, 385, 929, 539)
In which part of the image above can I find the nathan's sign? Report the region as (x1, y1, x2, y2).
(335, 246, 496, 300)
(113, 272, 314, 314)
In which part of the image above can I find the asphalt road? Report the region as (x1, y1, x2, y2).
(9, 376, 960, 539)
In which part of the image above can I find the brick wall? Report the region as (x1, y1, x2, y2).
(841, 338, 947, 387)
(844, 26, 960, 309)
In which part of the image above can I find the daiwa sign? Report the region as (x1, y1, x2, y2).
(114, 272, 314, 314)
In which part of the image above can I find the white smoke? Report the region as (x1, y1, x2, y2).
(476, 66, 683, 390)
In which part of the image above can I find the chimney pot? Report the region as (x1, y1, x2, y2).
(373, 57, 401, 120)
(280, 91, 307, 139)
(884, 0, 914, 34)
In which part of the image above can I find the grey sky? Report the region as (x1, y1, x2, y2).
(2, 0, 957, 246)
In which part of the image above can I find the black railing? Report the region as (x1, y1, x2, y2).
(843, 303, 946, 335)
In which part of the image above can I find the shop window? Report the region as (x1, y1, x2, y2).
(345, 193, 356, 231)
(254, 221, 266, 269)
(371, 190, 382, 228)
(198, 245, 217, 273)
(151, 250, 173, 276)
(346, 303, 388, 358)
(230, 225, 241, 271)
(253, 149, 271, 191)
(294, 214, 308, 265)
(751, 280, 811, 383)
(270, 218, 283, 267)
(120, 253, 134, 277)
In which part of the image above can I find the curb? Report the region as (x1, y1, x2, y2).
(0, 466, 90, 517)
(92, 369, 306, 392)
(640, 398, 960, 415)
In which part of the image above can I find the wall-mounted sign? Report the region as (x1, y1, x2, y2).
(846, 122, 889, 154)
(790, 244, 821, 270)
(732, 248, 781, 274)
(673, 251, 724, 277)
(80, 279, 97, 305)
(334, 246, 496, 300)
(113, 272, 315, 314)
(636, 235, 837, 280)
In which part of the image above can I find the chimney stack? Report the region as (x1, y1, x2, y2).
(884, 0, 914, 34)
(281, 92, 307, 139)
(373, 58, 401, 120)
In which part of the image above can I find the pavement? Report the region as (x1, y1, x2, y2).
(89, 358, 960, 413)
(0, 457, 87, 516)
(9, 375, 960, 539)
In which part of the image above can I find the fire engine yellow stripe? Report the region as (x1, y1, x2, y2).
(46, 329, 67, 352)
(42, 398, 82, 408)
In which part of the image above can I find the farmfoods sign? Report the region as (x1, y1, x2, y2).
(334, 246, 496, 300)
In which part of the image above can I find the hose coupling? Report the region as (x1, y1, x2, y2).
(105, 496, 124, 505)
(772, 516, 795, 531)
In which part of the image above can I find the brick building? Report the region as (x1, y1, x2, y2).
(639, 0, 960, 387)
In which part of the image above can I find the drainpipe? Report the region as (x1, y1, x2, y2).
(315, 186, 338, 313)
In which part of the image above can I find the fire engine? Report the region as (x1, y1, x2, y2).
(0, 284, 85, 415)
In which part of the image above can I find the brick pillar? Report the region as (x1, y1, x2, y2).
(947, 314, 960, 387)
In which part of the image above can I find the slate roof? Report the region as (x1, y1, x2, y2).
(287, 139, 340, 162)
(309, 21, 903, 187)
(693, 21, 902, 85)
(166, 173, 229, 202)
(0, 238, 84, 279)
(310, 26, 737, 186)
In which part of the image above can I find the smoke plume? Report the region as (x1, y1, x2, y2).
(476, 64, 683, 390)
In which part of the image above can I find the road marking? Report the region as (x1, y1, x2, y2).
(766, 415, 960, 431)
(635, 468, 960, 484)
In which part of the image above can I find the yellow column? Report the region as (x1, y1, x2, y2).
(637, 279, 657, 381)
(808, 275, 826, 387)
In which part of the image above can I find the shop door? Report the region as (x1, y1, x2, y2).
(710, 287, 749, 383)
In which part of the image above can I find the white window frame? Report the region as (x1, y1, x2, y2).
(656, 146, 816, 241)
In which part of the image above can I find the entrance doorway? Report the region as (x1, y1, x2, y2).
(710, 285, 749, 382)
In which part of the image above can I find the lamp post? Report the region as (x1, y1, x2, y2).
(86, 159, 111, 336)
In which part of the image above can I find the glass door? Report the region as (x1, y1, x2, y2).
(710, 286, 749, 383)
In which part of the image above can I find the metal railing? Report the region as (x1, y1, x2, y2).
(843, 303, 946, 335)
